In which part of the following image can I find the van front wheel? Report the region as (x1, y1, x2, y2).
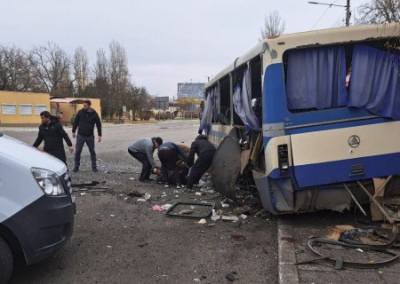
(0, 236, 13, 284)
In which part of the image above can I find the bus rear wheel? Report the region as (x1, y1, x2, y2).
(0, 236, 13, 284)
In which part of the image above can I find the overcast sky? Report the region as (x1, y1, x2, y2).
(1, 0, 362, 98)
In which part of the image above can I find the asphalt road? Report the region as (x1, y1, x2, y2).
(2, 120, 278, 284)
(2, 120, 400, 284)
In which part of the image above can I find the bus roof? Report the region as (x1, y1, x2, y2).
(205, 23, 400, 89)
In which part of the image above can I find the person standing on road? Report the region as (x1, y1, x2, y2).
(157, 142, 189, 189)
(128, 137, 163, 182)
(33, 111, 74, 165)
(185, 134, 216, 190)
(72, 100, 102, 172)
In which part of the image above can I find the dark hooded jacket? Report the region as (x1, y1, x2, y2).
(33, 116, 72, 163)
(186, 135, 216, 167)
(72, 108, 102, 137)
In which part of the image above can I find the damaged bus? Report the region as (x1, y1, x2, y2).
(200, 23, 400, 215)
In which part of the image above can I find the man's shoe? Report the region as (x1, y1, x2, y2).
(176, 184, 182, 189)
(73, 168, 79, 172)
(92, 168, 98, 172)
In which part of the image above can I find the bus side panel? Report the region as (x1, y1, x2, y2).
(291, 121, 400, 188)
(208, 125, 233, 148)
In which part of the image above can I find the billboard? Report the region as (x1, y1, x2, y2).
(177, 83, 205, 100)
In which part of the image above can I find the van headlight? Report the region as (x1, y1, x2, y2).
(31, 168, 66, 196)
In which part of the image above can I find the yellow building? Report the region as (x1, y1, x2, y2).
(0, 91, 102, 127)
(0, 91, 50, 126)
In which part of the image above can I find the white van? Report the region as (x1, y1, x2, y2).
(0, 133, 75, 283)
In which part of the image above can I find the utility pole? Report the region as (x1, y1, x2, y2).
(308, 1, 351, 27)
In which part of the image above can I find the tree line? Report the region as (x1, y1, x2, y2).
(0, 41, 154, 119)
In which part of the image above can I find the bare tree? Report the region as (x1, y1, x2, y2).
(260, 10, 286, 39)
(1, 46, 42, 93)
(73, 46, 89, 97)
(0, 45, 37, 92)
(31, 42, 71, 96)
(355, 0, 400, 24)
(93, 48, 110, 118)
(108, 40, 130, 118)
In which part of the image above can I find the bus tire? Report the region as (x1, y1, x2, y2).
(0, 236, 13, 284)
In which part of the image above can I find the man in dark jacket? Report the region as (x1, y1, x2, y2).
(186, 134, 216, 190)
(33, 111, 74, 165)
(128, 137, 163, 182)
(72, 100, 102, 172)
(157, 142, 189, 189)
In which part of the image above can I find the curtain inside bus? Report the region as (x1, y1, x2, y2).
(233, 67, 260, 132)
(199, 87, 217, 134)
(286, 46, 347, 110)
(348, 44, 400, 120)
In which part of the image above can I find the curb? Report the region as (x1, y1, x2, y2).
(278, 218, 299, 284)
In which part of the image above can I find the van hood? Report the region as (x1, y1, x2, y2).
(0, 134, 67, 176)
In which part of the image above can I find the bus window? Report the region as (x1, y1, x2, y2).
(218, 76, 231, 125)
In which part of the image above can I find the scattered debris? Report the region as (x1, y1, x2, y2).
(225, 271, 238, 282)
(197, 219, 207, 224)
(300, 227, 400, 269)
(152, 205, 164, 212)
(137, 198, 146, 202)
(234, 205, 251, 215)
(326, 225, 355, 241)
(144, 193, 151, 200)
(222, 216, 239, 222)
(128, 191, 143, 198)
(161, 204, 172, 210)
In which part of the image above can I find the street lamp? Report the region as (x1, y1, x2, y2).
(308, 1, 351, 27)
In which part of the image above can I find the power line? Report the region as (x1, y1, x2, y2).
(309, 0, 351, 30)
(332, 10, 346, 27)
(310, 6, 331, 30)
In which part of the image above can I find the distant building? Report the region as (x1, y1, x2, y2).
(177, 83, 205, 100)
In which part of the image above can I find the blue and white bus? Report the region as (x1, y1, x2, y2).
(201, 23, 400, 215)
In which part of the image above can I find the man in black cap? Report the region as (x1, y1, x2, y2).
(186, 135, 216, 190)
(128, 137, 163, 182)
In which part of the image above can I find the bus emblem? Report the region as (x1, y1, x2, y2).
(348, 135, 360, 148)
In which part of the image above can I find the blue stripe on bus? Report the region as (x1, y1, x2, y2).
(285, 117, 390, 135)
(269, 152, 400, 189)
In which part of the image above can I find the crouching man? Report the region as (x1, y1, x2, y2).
(186, 135, 216, 190)
(157, 142, 189, 189)
(128, 137, 163, 183)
